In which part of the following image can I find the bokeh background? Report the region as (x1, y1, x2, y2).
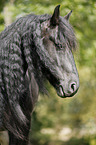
(0, 0, 96, 145)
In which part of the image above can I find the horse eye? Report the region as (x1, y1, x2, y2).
(56, 43, 63, 50)
(49, 37, 63, 50)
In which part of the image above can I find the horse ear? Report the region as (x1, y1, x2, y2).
(64, 10, 73, 21)
(50, 5, 60, 26)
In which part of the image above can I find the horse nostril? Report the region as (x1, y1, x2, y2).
(71, 83, 76, 92)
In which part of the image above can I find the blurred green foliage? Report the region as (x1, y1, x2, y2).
(0, 0, 96, 145)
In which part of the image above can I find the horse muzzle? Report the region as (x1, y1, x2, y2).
(57, 80, 79, 98)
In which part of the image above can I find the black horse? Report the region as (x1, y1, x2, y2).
(0, 5, 79, 145)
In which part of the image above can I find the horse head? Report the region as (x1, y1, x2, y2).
(34, 5, 79, 98)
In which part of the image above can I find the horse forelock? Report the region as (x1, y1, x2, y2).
(58, 16, 77, 51)
(38, 14, 77, 52)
